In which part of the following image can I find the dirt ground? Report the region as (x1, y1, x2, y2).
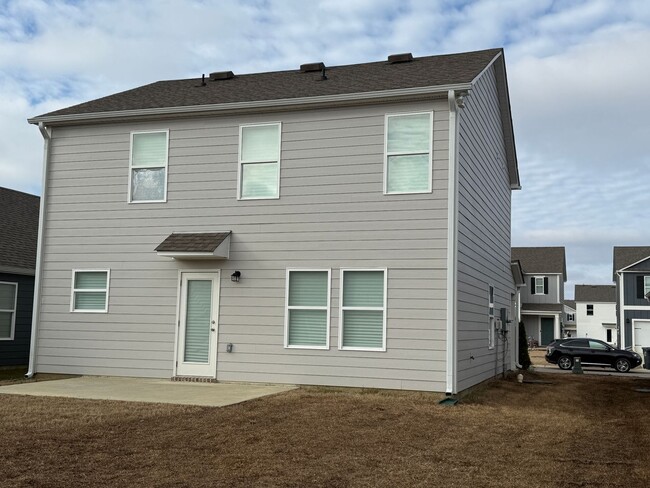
(1, 372, 649, 488)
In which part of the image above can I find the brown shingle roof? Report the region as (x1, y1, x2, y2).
(613, 246, 650, 278)
(33, 49, 502, 118)
(521, 303, 563, 313)
(574, 285, 616, 303)
(155, 232, 231, 253)
(0, 187, 40, 274)
(511, 247, 567, 281)
(563, 300, 576, 311)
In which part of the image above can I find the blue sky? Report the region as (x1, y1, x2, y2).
(1, 0, 649, 297)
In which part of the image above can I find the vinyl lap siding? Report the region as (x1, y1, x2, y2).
(36, 100, 450, 390)
(455, 65, 513, 391)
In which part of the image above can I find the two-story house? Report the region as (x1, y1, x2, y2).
(511, 247, 566, 346)
(613, 246, 650, 356)
(0, 187, 39, 366)
(27, 48, 520, 394)
(574, 285, 617, 344)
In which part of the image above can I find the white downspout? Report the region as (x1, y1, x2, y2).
(26, 122, 51, 378)
(445, 90, 460, 394)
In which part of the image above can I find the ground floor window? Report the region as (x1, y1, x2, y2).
(0, 282, 17, 340)
(285, 269, 330, 349)
(71, 270, 110, 312)
(339, 269, 386, 351)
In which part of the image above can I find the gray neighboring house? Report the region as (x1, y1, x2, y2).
(511, 247, 567, 346)
(0, 187, 39, 366)
(563, 299, 576, 337)
(27, 48, 520, 394)
(613, 246, 650, 356)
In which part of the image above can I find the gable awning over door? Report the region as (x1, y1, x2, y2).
(155, 232, 231, 260)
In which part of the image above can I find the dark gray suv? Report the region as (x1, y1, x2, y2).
(545, 338, 642, 372)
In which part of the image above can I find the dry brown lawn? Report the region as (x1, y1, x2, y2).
(1, 372, 649, 488)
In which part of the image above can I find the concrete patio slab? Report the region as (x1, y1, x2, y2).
(0, 376, 296, 406)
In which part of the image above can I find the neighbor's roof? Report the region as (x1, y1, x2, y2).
(32, 49, 502, 119)
(521, 303, 563, 313)
(511, 247, 567, 282)
(0, 187, 40, 275)
(574, 285, 616, 303)
(613, 246, 650, 278)
(563, 300, 576, 311)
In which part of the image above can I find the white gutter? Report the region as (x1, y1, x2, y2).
(26, 122, 50, 378)
(445, 89, 461, 395)
(27, 83, 472, 126)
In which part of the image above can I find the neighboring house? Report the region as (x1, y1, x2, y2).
(574, 285, 616, 344)
(27, 48, 520, 394)
(613, 246, 650, 356)
(563, 299, 576, 337)
(511, 247, 567, 346)
(0, 187, 39, 366)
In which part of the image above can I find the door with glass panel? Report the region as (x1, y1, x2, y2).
(176, 272, 220, 377)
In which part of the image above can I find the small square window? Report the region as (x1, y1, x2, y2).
(129, 131, 169, 203)
(71, 270, 110, 312)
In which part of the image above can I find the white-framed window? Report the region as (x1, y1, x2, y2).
(533, 276, 546, 295)
(644, 276, 650, 296)
(238, 123, 281, 200)
(71, 270, 110, 313)
(129, 130, 169, 203)
(339, 269, 387, 351)
(488, 285, 495, 349)
(284, 269, 331, 349)
(566, 313, 575, 322)
(384, 112, 433, 194)
(586, 304, 593, 316)
(0, 282, 18, 341)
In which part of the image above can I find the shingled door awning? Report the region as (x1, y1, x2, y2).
(155, 232, 231, 259)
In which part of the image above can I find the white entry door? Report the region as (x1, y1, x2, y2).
(633, 320, 650, 358)
(176, 272, 220, 378)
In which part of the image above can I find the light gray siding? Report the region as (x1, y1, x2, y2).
(455, 64, 514, 392)
(519, 274, 562, 305)
(36, 100, 451, 391)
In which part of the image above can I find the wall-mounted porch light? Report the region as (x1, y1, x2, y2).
(231, 271, 241, 282)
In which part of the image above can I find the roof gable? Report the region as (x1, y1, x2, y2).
(574, 285, 616, 303)
(511, 247, 567, 281)
(0, 187, 40, 274)
(613, 246, 650, 279)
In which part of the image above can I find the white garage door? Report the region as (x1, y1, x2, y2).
(633, 320, 650, 357)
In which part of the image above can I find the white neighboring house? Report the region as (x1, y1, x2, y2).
(575, 285, 617, 345)
(563, 300, 576, 338)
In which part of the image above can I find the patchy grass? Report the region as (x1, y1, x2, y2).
(1, 373, 649, 487)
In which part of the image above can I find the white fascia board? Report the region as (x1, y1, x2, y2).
(28, 83, 472, 126)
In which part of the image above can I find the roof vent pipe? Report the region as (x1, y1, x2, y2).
(387, 53, 413, 64)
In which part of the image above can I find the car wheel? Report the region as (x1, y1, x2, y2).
(615, 358, 631, 373)
(558, 355, 573, 370)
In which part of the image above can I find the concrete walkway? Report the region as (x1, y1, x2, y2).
(0, 376, 296, 407)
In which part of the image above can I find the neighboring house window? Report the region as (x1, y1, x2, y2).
(606, 329, 613, 343)
(340, 269, 386, 351)
(531, 276, 548, 295)
(285, 270, 330, 349)
(129, 130, 169, 202)
(643, 276, 650, 298)
(239, 123, 281, 199)
(586, 304, 593, 316)
(71, 270, 110, 312)
(384, 112, 432, 194)
(488, 285, 495, 349)
(0, 282, 17, 340)
(566, 313, 575, 322)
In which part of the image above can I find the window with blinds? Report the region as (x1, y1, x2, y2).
(239, 123, 281, 199)
(385, 112, 432, 194)
(0, 282, 17, 340)
(285, 270, 330, 348)
(340, 269, 386, 351)
(71, 270, 109, 312)
(130, 130, 168, 202)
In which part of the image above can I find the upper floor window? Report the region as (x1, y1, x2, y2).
(531, 276, 548, 295)
(384, 112, 432, 194)
(71, 270, 110, 313)
(0, 282, 17, 340)
(129, 130, 169, 203)
(640, 276, 650, 299)
(239, 123, 281, 199)
(586, 304, 593, 316)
